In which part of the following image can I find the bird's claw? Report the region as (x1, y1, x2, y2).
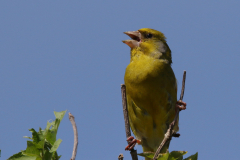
(172, 133, 180, 137)
(125, 136, 141, 150)
(176, 100, 187, 111)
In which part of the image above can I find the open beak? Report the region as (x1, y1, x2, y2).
(122, 31, 141, 48)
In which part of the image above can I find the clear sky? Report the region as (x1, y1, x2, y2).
(0, 1, 239, 159)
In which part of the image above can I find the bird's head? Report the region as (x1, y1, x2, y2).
(123, 28, 172, 64)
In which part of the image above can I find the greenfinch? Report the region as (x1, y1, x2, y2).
(122, 28, 186, 156)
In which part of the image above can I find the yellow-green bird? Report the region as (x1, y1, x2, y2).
(123, 28, 186, 155)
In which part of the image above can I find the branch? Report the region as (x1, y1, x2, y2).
(69, 112, 78, 160)
(121, 84, 138, 160)
(118, 153, 124, 160)
(153, 70, 187, 160)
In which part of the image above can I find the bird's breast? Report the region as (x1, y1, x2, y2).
(124, 55, 177, 118)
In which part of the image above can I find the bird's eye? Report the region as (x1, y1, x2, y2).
(146, 33, 153, 38)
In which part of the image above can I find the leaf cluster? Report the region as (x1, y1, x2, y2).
(138, 151, 198, 160)
(7, 111, 66, 160)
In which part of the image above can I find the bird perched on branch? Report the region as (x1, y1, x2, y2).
(122, 28, 186, 156)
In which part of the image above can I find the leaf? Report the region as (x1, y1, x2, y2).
(177, 156, 183, 160)
(50, 139, 62, 153)
(34, 140, 45, 149)
(22, 141, 41, 159)
(8, 111, 65, 160)
(138, 152, 170, 160)
(25, 141, 40, 156)
(45, 130, 57, 145)
(168, 151, 187, 160)
(42, 150, 52, 160)
(53, 110, 66, 130)
(29, 129, 40, 143)
(183, 152, 198, 160)
(138, 152, 155, 159)
(37, 128, 45, 141)
(54, 110, 66, 123)
(52, 151, 61, 160)
(45, 110, 66, 145)
(44, 140, 53, 150)
(157, 152, 169, 160)
(7, 152, 23, 160)
(7, 151, 37, 160)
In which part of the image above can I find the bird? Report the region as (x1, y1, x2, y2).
(122, 28, 186, 157)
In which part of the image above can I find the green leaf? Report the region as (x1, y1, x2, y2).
(183, 152, 198, 160)
(168, 151, 187, 160)
(53, 111, 66, 131)
(37, 128, 45, 141)
(44, 140, 53, 150)
(138, 152, 155, 159)
(42, 150, 53, 160)
(8, 111, 66, 160)
(25, 141, 40, 155)
(7, 152, 23, 160)
(137, 150, 192, 160)
(54, 110, 66, 123)
(50, 139, 62, 153)
(44, 110, 66, 145)
(177, 156, 183, 160)
(45, 130, 57, 145)
(29, 129, 40, 143)
(7, 151, 37, 160)
(44, 121, 53, 135)
(52, 151, 61, 160)
(157, 152, 169, 160)
(22, 141, 41, 159)
(34, 140, 45, 149)
(138, 152, 170, 160)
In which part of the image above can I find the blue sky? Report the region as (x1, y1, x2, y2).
(0, 1, 239, 159)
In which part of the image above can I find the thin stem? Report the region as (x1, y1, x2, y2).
(69, 112, 78, 160)
(121, 84, 138, 160)
(153, 71, 186, 160)
(118, 153, 124, 160)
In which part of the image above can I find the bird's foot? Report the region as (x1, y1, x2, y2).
(172, 132, 180, 137)
(125, 136, 141, 150)
(176, 100, 187, 111)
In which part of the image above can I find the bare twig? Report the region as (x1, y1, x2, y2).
(118, 153, 124, 160)
(69, 112, 78, 160)
(153, 71, 187, 160)
(180, 71, 186, 101)
(121, 84, 138, 160)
